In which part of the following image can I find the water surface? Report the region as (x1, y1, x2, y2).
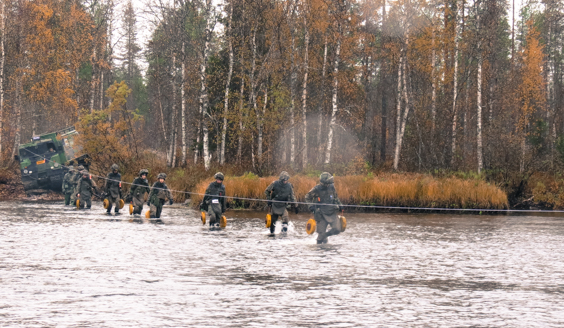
(1, 201, 564, 327)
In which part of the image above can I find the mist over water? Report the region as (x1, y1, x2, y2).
(1, 201, 564, 327)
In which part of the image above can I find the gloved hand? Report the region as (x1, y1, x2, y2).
(147, 201, 151, 206)
(308, 206, 315, 213)
(339, 205, 344, 212)
(294, 206, 299, 215)
(267, 201, 272, 207)
(169, 199, 173, 205)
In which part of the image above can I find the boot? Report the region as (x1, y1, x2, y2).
(282, 223, 288, 233)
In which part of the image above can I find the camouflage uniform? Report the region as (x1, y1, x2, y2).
(148, 173, 173, 218)
(264, 171, 296, 233)
(70, 165, 85, 205)
(62, 165, 76, 205)
(105, 164, 122, 213)
(128, 169, 150, 215)
(304, 172, 343, 244)
(75, 170, 98, 209)
(201, 172, 226, 228)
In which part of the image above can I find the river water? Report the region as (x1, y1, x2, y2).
(1, 201, 564, 327)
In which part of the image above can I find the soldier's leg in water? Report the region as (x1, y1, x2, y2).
(64, 193, 71, 205)
(78, 196, 85, 209)
(107, 196, 113, 213)
(281, 209, 289, 232)
(325, 215, 342, 237)
(114, 196, 120, 213)
(315, 215, 329, 244)
(133, 195, 142, 214)
(155, 200, 164, 218)
(208, 210, 217, 226)
(149, 203, 157, 218)
(85, 196, 92, 209)
(135, 196, 144, 214)
(270, 214, 279, 234)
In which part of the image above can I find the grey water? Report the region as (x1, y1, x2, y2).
(1, 201, 564, 327)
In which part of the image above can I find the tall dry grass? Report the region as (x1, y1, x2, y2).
(191, 173, 509, 210)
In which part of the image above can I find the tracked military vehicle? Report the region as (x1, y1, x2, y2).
(15, 127, 89, 195)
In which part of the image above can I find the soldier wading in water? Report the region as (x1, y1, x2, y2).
(200, 172, 226, 228)
(264, 171, 297, 234)
(62, 165, 76, 205)
(127, 169, 150, 215)
(75, 170, 98, 209)
(70, 165, 85, 205)
(105, 164, 122, 214)
(305, 172, 343, 244)
(148, 173, 173, 219)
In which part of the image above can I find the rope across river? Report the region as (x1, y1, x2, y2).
(21, 148, 564, 214)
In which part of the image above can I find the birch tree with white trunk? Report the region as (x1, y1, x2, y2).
(167, 54, 177, 167)
(200, 0, 214, 170)
(393, 32, 411, 171)
(324, 17, 342, 164)
(301, 0, 310, 169)
(451, 0, 460, 167)
(181, 42, 187, 166)
(220, 1, 233, 166)
(476, 6, 483, 173)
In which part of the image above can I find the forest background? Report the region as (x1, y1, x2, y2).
(0, 0, 564, 208)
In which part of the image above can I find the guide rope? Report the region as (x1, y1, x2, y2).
(19, 149, 564, 214)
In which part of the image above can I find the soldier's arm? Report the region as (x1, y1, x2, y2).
(152, 183, 159, 196)
(166, 186, 173, 200)
(203, 185, 211, 203)
(304, 186, 317, 211)
(289, 183, 297, 204)
(335, 194, 342, 206)
(264, 182, 274, 199)
(128, 180, 135, 195)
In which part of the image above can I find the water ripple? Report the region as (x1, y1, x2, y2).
(0, 202, 564, 327)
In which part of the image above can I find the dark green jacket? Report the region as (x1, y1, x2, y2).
(129, 177, 150, 198)
(62, 170, 76, 194)
(304, 183, 342, 215)
(76, 177, 97, 197)
(149, 181, 172, 205)
(203, 181, 226, 213)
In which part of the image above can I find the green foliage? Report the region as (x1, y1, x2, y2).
(528, 119, 548, 150)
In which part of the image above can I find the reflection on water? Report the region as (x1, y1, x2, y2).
(1, 201, 564, 327)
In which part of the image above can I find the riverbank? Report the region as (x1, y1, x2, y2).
(192, 173, 509, 211)
(3, 163, 564, 211)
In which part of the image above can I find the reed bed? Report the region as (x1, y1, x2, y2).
(192, 173, 509, 210)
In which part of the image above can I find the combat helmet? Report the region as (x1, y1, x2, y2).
(68, 165, 75, 172)
(81, 170, 89, 176)
(279, 171, 290, 182)
(157, 173, 167, 180)
(77, 165, 85, 171)
(111, 164, 119, 171)
(139, 169, 149, 177)
(214, 172, 224, 181)
(320, 172, 334, 185)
